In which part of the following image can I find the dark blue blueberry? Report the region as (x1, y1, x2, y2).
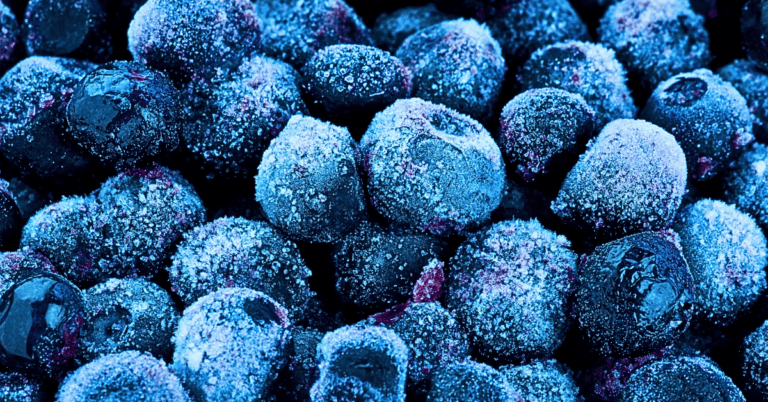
(499, 359, 581, 402)
(0, 179, 22, 251)
(742, 0, 768, 72)
(718, 59, 768, 143)
(24, 0, 111, 62)
(371, 4, 453, 53)
(743, 320, 768, 401)
(424, 361, 522, 402)
(723, 143, 768, 233)
(0, 2, 21, 75)
(0, 371, 47, 402)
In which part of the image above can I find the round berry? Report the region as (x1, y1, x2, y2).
(499, 359, 581, 402)
(718, 59, 768, 143)
(743, 320, 768, 401)
(723, 143, 768, 233)
(742, 0, 768, 72)
(0, 371, 47, 402)
(372, 4, 453, 53)
(425, 361, 522, 402)
(0, 3, 21, 75)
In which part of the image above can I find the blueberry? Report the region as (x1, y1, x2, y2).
(424, 361, 522, 402)
(576, 231, 694, 358)
(743, 320, 768, 401)
(372, 5, 453, 53)
(24, 0, 111, 62)
(0, 371, 47, 402)
(578, 347, 675, 401)
(6, 177, 48, 222)
(446, 219, 578, 362)
(723, 143, 768, 233)
(0, 3, 21, 75)
(396, 19, 505, 122)
(0, 178, 23, 251)
(66, 61, 182, 167)
(269, 326, 324, 401)
(741, 0, 768, 71)
(0, 273, 85, 377)
(551, 119, 687, 243)
(360, 98, 506, 235)
(0, 250, 56, 297)
(255, 115, 367, 243)
(499, 359, 581, 402)
(56, 351, 190, 402)
(718, 59, 768, 143)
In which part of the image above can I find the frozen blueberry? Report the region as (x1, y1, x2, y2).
(674, 199, 767, 326)
(598, 0, 710, 92)
(78, 278, 179, 363)
(371, 4, 453, 53)
(0, 178, 22, 251)
(168, 217, 313, 320)
(56, 351, 190, 402)
(578, 347, 675, 402)
(360, 98, 506, 235)
(332, 221, 445, 314)
(396, 19, 505, 122)
(424, 361, 522, 402)
(640, 69, 753, 181)
(369, 301, 471, 389)
(0, 272, 85, 377)
(66, 61, 182, 167)
(551, 119, 687, 243)
(617, 355, 744, 401)
(311, 324, 408, 402)
(255, 115, 366, 243)
(301, 44, 411, 120)
(271, 326, 324, 401)
(184, 55, 307, 181)
(743, 320, 768, 401)
(6, 177, 48, 222)
(0, 3, 21, 75)
(128, 0, 261, 83)
(0, 250, 56, 296)
(0, 371, 47, 402)
(742, 0, 768, 71)
(519, 40, 636, 129)
(487, 0, 588, 67)
(446, 219, 578, 362)
(257, 0, 372, 69)
(723, 144, 768, 233)
(498, 88, 596, 183)
(172, 288, 291, 402)
(576, 231, 695, 358)
(499, 359, 581, 402)
(718, 59, 768, 143)
(24, 0, 111, 62)
(0, 56, 102, 193)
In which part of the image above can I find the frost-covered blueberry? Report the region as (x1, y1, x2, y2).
(0, 272, 85, 377)
(742, 320, 768, 401)
(519, 40, 636, 129)
(255, 115, 366, 243)
(301, 44, 411, 120)
(396, 19, 505, 122)
(57, 351, 190, 402)
(0, 371, 47, 402)
(551, 119, 687, 243)
(498, 88, 596, 183)
(487, 0, 588, 67)
(372, 4, 453, 53)
(257, 0, 372, 69)
(0, 56, 102, 193)
(311, 324, 408, 402)
(332, 221, 445, 314)
(742, 0, 768, 72)
(0, 178, 22, 251)
(368, 301, 471, 389)
(576, 231, 695, 358)
(66, 61, 182, 167)
(598, 0, 710, 92)
(446, 219, 577, 362)
(617, 355, 744, 401)
(723, 144, 768, 233)
(640, 69, 753, 181)
(271, 326, 324, 401)
(0, 3, 21, 75)
(7, 177, 48, 222)
(360, 98, 505, 235)
(128, 0, 261, 83)
(172, 288, 291, 402)
(24, 0, 111, 62)
(718, 59, 768, 143)
(184, 55, 307, 181)
(168, 217, 313, 320)
(0, 250, 56, 296)
(578, 347, 675, 402)
(78, 278, 179, 363)
(674, 199, 768, 326)
(499, 359, 581, 402)
(424, 361, 522, 402)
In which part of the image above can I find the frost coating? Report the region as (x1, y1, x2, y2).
(396, 19, 505, 122)
(128, 0, 261, 83)
(598, 0, 710, 91)
(255, 115, 366, 243)
(24, 0, 111, 62)
(0, 2, 21, 74)
(519, 40, 636, 129)
(425, 361, 522, 402)
(718, 59, 768, 143)
(184, 55, 307, 180)
(311, 324, 408, 402)
(0, 371, 46, 402)
(446, 219, 578, 362)
(674, 199, 767, 326)
(57, 351, 190, 402)
(168, 217, 313, 320)
(641, 69, 753, 181)
(724, 143, 768, 233)
(372, 4, 453, 53)
(499, 359, 581, 402)
(742, 320, 768, 401)
(172, 288, 291, 402)
(0, 250, 55, 297)
(360, 98, 505, 235)
(552, 119, 687, 243)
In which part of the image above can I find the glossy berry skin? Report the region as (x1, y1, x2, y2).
(576, 231, 695, 358)
(66, 61, 182, 167)
(742, 0, 768, 72)
(0, 273, 85, 378)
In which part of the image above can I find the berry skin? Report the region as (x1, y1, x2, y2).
(718, 59, 768, 143)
